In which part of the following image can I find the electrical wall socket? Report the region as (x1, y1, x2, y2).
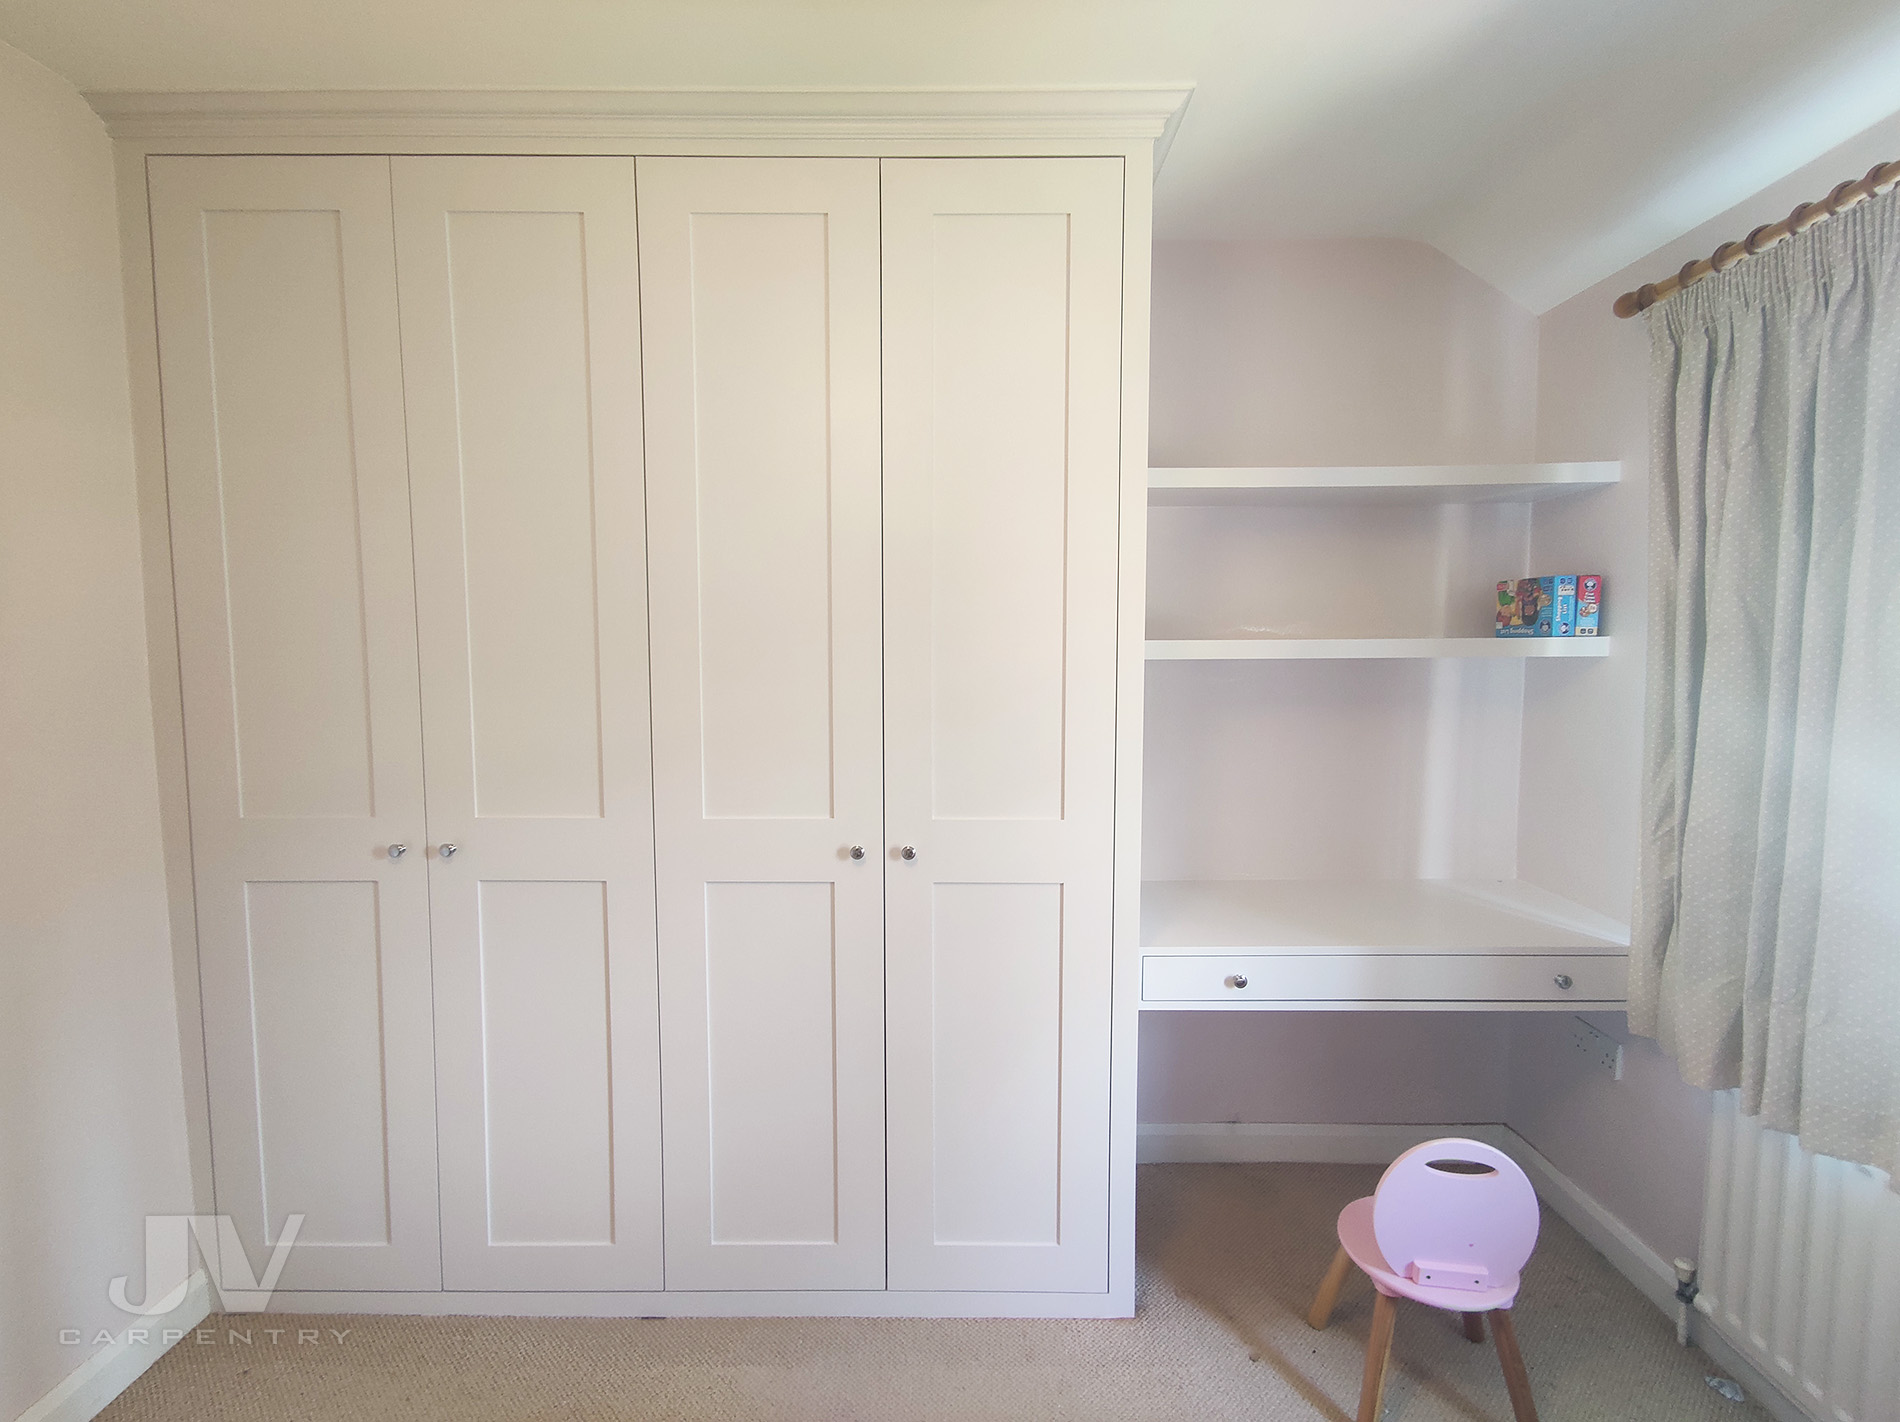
(1568, 1015, 1624, 1081)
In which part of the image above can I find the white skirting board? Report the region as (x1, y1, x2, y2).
(1138, 1123, 1816, 1422)
(238, 1286, 1133, 1319)
(15, 1270, 211, 1422)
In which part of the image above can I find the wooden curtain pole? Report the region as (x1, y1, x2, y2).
(1613, 158, 1900, 317)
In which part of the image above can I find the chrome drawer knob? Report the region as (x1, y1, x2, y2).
(849, 845, 866, 860)
(387, 843, 407, 860)
(900, 845, 917, 861)
(1226, 973, 1249, 990)
(1553, 973, 1574, 990)
(438, 843, 459, 859)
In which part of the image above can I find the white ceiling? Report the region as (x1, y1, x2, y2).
(4, 0, 1898, 311)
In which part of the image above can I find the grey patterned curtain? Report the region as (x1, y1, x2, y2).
(1632, 184, 1900, 1180)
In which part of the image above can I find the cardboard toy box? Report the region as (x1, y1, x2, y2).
(1575, 574, 1603, 635)
(1551, 575, 1577, 636)
(1496, 577, 1549, 636)
(1497, 575, 1596, 636)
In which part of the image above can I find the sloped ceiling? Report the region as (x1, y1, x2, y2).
(3, 0, 1898, 311)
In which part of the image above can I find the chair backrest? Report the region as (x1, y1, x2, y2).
(1372, 1138, 1539, 1292)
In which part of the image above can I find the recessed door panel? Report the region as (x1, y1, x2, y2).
(927, 215, 1072, 824)
(394, 156, 662, 1292)
(477, 880, 613, 1246)
(690, 212, 839, 821)
(706, 882, 841, 1245)
(203, 210, 376, 822)
(246, 880, 392, 1247)
(150, 155, 439, 1292)
(640, 157, 886, 1291)
(446, 211, 605, 821)
(929, 883, 1064, 1245)
(882, 158, 1125, 1293)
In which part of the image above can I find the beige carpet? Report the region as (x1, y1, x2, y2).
(100, 1163, 1769, 1420)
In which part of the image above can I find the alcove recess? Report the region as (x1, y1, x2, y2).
(1140, 463, 1631, 1011)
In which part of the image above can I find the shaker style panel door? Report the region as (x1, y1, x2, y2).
(638, 158, 887, 1290)
(881, 158, 1126, 1293)
(149, 157, 440, 1291)
(391, 158, 663, 1291)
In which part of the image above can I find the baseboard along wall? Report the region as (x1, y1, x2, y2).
(15, 1269, 212, 1422)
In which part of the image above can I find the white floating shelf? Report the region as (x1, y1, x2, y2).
(1141, 879, 1631, 957)
(1145, 636, 1611, 661)
(1148, 461, 1621, 506)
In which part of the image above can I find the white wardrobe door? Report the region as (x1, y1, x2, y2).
(149, 156, 440, 1292)
(639, 157, 886, 1290)
(881, 158, 1126, 1293)
(391, 157, 663, 1292)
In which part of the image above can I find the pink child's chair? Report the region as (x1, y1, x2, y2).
(1306, 1139, 1542, 1422)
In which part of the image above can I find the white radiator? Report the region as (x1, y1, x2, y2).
(1696, 1091, 1900, 1422)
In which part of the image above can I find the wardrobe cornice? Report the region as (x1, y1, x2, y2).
(85, 86, 1194, 165)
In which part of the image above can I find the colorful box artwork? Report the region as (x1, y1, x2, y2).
(1496, 576, 1601, 637)
(1575, 574, 1602, 635)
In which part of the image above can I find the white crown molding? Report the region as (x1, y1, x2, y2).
(85, 85, 1194, 163)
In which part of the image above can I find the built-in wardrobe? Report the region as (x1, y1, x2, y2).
(121, 92, 1175, 1317)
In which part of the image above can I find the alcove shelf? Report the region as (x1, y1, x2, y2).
(1146, 636, 1612, 660)
(1140, 453, 1625, 1009)
(1138, 879, 1632, 1011)
(1148, 461, 1621, 506)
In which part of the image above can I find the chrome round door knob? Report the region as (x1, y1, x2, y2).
(1553, 973, 1574, 991)
(438, 843, 459, 859)
(387, 843, 408, 860)
(849, 845, 866, 860)
(899, 845, 917, 861)
(1226, 973, 1249, 990)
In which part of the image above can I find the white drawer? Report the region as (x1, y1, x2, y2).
(1140, 953, 1627, 1005)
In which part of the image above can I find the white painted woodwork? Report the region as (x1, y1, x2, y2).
(148, 156, 440, 1291)
(148, 140, 1144, 1309)
(1140, 879, 1631, 955)
(881, 158, 1125, 1293)
(391, 157, 662, 1291)
(1139, 952, 1629, 1005)
(1139, 877, 1631, 1009)
(1147, 462, 1622, 506)
(1145, 637, 1613, 659)
(89, 87, 1194, 158)
(638, 158, 887, 1291)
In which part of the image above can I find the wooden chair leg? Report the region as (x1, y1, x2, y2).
(1308, 1246, 1354, 1330)
(1462, 1311, 1486, 1343)
(1488, 1308, 1539, 1422)
(1357, 1290, 1398, 1422)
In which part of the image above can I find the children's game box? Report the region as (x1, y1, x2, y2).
(1497, 575, 1598, 636)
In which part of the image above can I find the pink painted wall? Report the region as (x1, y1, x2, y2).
(1139, 1012, 1509, 1125)
(1150, 237, 1537, 469)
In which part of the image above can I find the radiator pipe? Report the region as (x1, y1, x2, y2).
(1673, 1258, 1699, 1346)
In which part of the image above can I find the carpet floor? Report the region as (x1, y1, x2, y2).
(100, 1163, 1769, 1420)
